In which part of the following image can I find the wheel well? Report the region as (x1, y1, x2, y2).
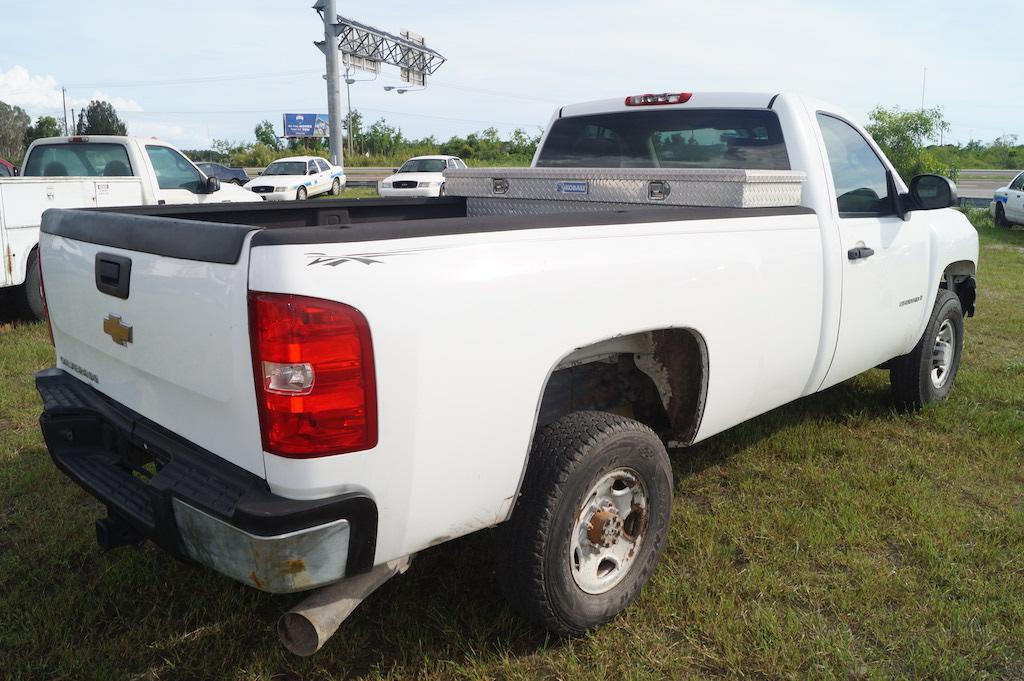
(534, 328, 708, 446)
(942, 261, 977, 317)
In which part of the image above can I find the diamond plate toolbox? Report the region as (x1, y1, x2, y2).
(444, 167, 806, 209)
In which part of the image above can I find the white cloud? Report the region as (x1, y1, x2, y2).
(0, 65, 141, 116)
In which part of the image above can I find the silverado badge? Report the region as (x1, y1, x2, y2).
(103, 314, 133, 346)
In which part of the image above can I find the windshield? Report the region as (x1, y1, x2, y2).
(23, 143, 133, 177)
(263, 161, 307, 176)
(536, 109, 790, 170)
(398, 159, 446, 173)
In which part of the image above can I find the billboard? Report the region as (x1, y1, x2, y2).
(283, 113, 330, 138)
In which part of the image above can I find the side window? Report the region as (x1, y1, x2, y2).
(0, 164, 10, 177)
(1010, 173, 1024, 191)
(307, 160, 318, 174)
(145, 145, 203, 193)
(816, 113, 893, 217)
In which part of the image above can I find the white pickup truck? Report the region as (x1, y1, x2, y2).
(35, 92, 978, 654)
(0, 135, 255, 318)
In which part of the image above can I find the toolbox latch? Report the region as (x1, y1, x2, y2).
(648, 180, 671, 201)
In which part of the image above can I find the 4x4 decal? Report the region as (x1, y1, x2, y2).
(305, 251, 415, 267)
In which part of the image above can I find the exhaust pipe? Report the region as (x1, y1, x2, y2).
(277, 556, 411, 656)
(95, 515, 141, 550)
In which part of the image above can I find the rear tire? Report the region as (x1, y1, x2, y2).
(889, 289, 964, 409)
(20, 249, 44, 320)
(995, 203, 1010, 228)
(495, 411, 673, 635)
(296, 186, 307, 201)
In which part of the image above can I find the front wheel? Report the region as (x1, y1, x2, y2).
(995, 203, 1010, 228)
(296, 186, 307, 201)
(331, 178, 341, 196)
(495, 411, 673, 635)
(889, 289, 964, 409)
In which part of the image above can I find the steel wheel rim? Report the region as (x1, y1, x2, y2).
(930, 318, 956, 389)
(569, 467, 648, 595)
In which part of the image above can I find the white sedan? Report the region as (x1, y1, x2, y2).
(991, 170, 1024, 227)
(378, 155, 466, 198)
(245, 156, 346, 201)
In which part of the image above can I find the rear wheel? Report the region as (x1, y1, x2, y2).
(21, 249, 44, 320)
(995, 203, 1010, 228)
(495, 411, 673, 635)
(331, 177, 341, 196)
(230, 178, 243, 186)
(296, 186, 307, 201)
(889, 289, 964, 409)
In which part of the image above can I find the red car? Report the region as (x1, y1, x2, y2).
(0, 157, 16, 177)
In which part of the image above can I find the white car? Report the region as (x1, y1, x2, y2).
(246, 156, 346, 201)
(378, 155, 466, 197)
(991, 170, 1023, 227)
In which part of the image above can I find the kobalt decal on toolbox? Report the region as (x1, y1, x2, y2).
(556, 181, 589, 194)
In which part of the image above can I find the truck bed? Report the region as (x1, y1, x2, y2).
(48, 197, 815, 261)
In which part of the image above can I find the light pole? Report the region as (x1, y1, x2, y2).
(345, 68, 354, 156)
(322, 0, 345, 167)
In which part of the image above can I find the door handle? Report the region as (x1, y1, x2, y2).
(848, 246, 875, 260)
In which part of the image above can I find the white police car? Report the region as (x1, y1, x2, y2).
(378, 155, 466, 198)
(245, 156, 346, 201)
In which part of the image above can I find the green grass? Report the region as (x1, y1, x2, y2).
(1, 214, 1022, 679)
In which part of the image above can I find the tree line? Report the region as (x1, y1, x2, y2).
(186, 110, 543, 168)
(0, 100, 128, 163)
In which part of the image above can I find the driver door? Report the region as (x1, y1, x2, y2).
(144, 145, 205, 205)
(1006, 172, 1024, 222)
(817, 113, 930, 389)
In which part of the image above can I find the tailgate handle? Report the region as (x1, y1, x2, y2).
(95, 253, 132, 300)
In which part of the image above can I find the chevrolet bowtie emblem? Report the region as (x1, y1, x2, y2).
(103, 314, 133, 346)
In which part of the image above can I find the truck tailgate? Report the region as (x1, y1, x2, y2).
(39, 209, 266, 477)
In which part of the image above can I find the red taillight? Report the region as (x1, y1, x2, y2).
(248, 292, 377, 458)
(38, 254, 53, 345)
(624, 92, 693, 106)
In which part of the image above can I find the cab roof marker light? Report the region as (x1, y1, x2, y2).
(624, 93, 693, 106)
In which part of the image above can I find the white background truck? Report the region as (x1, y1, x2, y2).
(0, 135, 256, 318)
(34, 92, 977, 655)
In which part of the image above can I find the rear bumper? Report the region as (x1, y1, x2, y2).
(378, 186, 441, 198)
(35, 368, 377, 593)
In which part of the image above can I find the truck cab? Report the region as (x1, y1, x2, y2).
(1, 135, 257, 317)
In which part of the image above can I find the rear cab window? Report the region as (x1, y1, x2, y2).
(536, 109, 790, 170)
(23, 143, 133, 177)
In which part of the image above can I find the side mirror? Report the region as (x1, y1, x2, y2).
(393, 168, 399, 173)
(908, 174, 958, 210)
(204, 175, 221, 194)
(13, 167, 19, 177)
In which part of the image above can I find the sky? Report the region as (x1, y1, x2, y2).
(0, 0, 1019, 152)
